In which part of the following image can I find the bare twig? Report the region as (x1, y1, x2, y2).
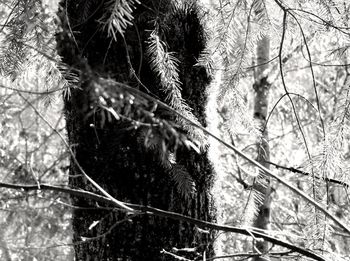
(266, 161, 349, 188)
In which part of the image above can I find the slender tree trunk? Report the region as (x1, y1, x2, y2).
(56, 1, 215, 260)
(252, 33, 272, 260)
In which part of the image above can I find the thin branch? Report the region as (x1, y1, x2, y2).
(290, 8, 350, 35)
(161, 249, 191, 261)
(0, 181, 327, 261)
(0, 83, 65, 95)
(110, 80, 350, 235)
(266, 161, 350, 188)
(17, 92, 133, 212)
(206, 251, 293, 261)
(244, 56, 278, 71)
(262, 92, 318, 134)
(289, 11, 325, 138)
(0, 0, 19, 34)
(278, 12, 313, 164)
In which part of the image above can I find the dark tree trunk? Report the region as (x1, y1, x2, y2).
(56, 1, 215, 260)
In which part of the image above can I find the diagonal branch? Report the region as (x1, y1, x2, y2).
(9, 39, 350, 234)
(0, 181, 326, 261)
(112, 80, 350, 235)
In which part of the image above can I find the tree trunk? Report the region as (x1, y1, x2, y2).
(56, 1, 215, 260)
(252, 33, 272, 260)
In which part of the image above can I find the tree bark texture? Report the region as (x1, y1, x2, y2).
(56, 1, 215, 260)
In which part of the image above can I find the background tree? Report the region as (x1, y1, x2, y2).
(207, 0, 350, 259)
(251, 1, 272, 259)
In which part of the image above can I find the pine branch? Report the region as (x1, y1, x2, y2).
(147, 30, 204, 141)
(98, 0, 140, 39)
(170, 164, 196, 200)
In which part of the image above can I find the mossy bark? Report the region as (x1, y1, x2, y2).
(56, 1, 215, 260)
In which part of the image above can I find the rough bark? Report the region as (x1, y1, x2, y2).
(56, 1, 215, 260)
(252, 34, 272, 260)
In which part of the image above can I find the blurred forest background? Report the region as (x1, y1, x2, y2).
(0, 0, 350, 260)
